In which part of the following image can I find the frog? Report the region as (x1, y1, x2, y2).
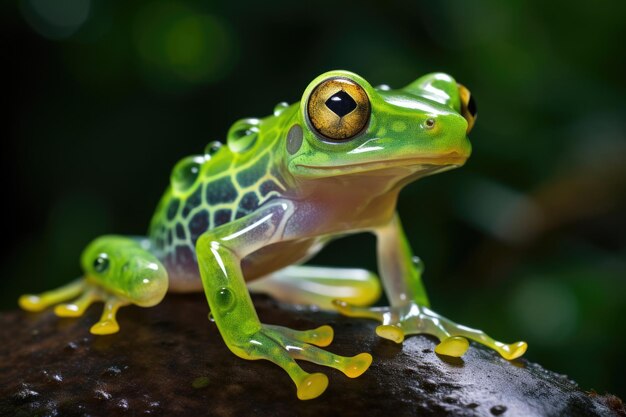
(19, 70, 527, 400)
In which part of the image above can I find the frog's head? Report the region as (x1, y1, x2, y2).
(285, 70, 475, 183)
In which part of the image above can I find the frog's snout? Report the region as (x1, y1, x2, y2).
(458, 84, 477, 133)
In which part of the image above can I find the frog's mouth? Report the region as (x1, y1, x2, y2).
(295, 152, 469, 176)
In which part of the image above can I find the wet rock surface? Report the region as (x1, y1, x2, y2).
(0, 294, 623, 417)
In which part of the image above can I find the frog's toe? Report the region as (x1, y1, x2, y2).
(18, 294, 48, 312)
(496, 341, 528, 360)
(54, 290, 100, 317)
(90, 319, 119, 335)
(343, 352, 373, 378)
(89, 298, 128, 335)
(19, 279, 86, 312)
(434, 336, 470, 357)
(337, 300, 527, 360)
(265, 324, 334, 347)
(332, 299, 388, 321)
(268, 326, 372, 378)
(235, 324, 372, 400)
(297, 373, 329, 400)
(375, 324, 405, 344)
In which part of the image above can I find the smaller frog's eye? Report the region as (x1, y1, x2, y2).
(93, 254, 110, 274)
(458, 84, 477, 133)
(307, 77, 370, 140)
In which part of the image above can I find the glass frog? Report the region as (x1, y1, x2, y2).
(19, 70, 526, 400)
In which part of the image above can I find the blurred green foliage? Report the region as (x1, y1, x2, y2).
(3, 0, 625, 399)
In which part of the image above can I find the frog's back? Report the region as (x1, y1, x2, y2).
(148, 110, 294, 289)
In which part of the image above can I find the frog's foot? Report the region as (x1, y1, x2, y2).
(19, 278, 129, 335)
(231, 324, 372, 400)
(333, 300, 527, 360)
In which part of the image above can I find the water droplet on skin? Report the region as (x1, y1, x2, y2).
(208, 312, 215, 322)
(171, 155, 205, 193)
(204, 141, 223, 158)
(412, 256, 424, 273)
(273, 101, 289, 116)
(376, 84, 391, 91)
(227, 118, 260, 153)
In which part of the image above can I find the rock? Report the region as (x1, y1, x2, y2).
(0, 294, 623, 417)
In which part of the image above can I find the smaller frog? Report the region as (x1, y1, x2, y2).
(20, 70, 526, 400)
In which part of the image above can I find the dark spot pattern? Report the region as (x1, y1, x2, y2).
(189, 210, 210, 245)
(175, 223, 186, 240)
(260, 180, 282, 197)
(166, 199, 180, 221)
(167, 229, 173, 246)
(236, 154, 269, 188)
(205, 177, 237, 205)
(213, 209, 231, 228)
(182, 186, 203, 218)
(240, 192, 259, 212)
(235, 192, 259, 219)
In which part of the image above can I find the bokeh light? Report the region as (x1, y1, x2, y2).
(19, 0, 91, 40)
(133, 2, 236, 91)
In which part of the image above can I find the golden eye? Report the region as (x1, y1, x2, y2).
(458, 84, 477, 134)
(307, 78, 370, 140)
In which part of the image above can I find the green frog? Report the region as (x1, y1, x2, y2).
(19, 70, 526, 400)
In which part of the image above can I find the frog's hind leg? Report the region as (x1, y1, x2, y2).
(248, 265, 382, 311)
(19, 235, 167, 335)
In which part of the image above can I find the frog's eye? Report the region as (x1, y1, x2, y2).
(307, 78, 370, 140)
(458, 84, 477, 134)
(93, 254, 110, 274)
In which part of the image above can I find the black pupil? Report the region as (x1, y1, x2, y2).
(325, 90, 357, 117)
(94, 255, 109, 273)
(467, 94, 477, 117)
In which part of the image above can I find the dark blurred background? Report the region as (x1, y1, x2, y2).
(3, 0, 625, 399)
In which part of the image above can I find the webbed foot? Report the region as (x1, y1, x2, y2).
(229, 324, 372, 400)
(333, 300, 527, 360)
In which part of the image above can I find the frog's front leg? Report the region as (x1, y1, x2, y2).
(334, 214, 527, 360)
(19, 236, 168, 335)
(195, 200, 371, 400)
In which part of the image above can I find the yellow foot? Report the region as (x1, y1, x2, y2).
(233, 324, 372, 400)
(333, 300, 527, 361)
(19, 278, 128, 336)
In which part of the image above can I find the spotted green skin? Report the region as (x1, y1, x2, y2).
(147, 108, 294, 286)
(21, 70, 527, 400)
(147, 70, 470, 288)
